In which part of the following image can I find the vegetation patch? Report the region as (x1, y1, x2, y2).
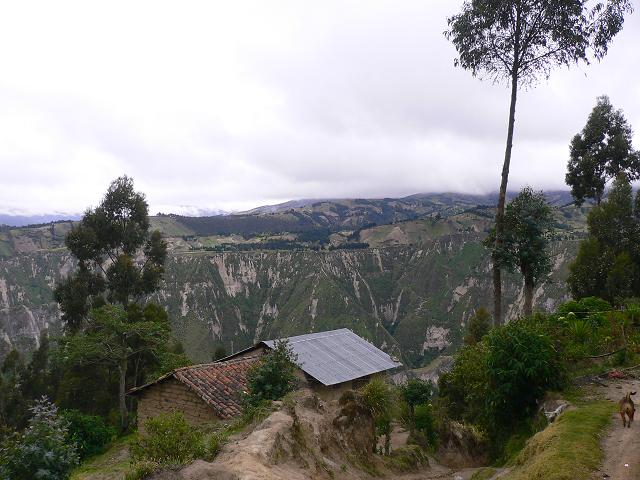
(384, 445, 429, 472)
(502, 401, 614, 480)
(70, 435, 134, 480)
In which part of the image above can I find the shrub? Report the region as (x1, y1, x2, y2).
(360, 378, 396, 454)
(62, 409, 116, 459)
(0, 397, 79, 480)
(130, 412, 204, 465)
(124, 460, 160, 480)
(485, 321, 565, 431)
(413, 403, 437, 449)
(385, 445, 429, 472)
(438, 342, 490, 425)
(246, 340, 298, 405)
(464, 307, 492, 345)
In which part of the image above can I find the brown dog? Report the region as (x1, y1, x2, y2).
(620, 391, 636, 428)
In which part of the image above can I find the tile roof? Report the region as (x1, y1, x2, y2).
(129, 356, 260, 419)
(262, 328, 402, 386)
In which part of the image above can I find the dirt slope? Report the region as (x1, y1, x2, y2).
(594, 378, 640, 480)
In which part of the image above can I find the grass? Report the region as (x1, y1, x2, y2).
(501, 400, 615, 480)
(70, 434, 135, 480)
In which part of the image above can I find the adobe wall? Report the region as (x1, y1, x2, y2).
(136, 377, 219, 433)
(310, 373, 384, 401)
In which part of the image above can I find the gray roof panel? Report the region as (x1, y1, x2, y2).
(263, 328, 401, 386)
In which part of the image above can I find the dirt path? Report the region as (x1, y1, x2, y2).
(593, 378, 640, 480)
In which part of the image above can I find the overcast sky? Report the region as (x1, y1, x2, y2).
(0, 1, 639, 215)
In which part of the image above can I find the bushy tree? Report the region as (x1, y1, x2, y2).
(568, 173, 640, 303)
(566, 96, 640, 205)
(62, 410, 116, 460)
(464, 307, 492, 345)
(0, 350, 27, 429)
(246, 340, 298, 405)
(492, 188, 555, 317)
(400, 378, 434, 435)
(485, 321, 564, 429)
(54, 176, 167, 332)
(0, 397, 79, 480)
(440, 321, 563, 435)
(62, 304, 171, 431)
(446, 0, 633, 324)
(438, 342, 490, 426)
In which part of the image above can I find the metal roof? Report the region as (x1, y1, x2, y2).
(263, 328, 401, 386)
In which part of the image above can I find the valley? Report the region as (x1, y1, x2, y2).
(0, 192, 588, 365)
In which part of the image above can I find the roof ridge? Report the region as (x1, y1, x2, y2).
(178, 355, 262, 371)
(266, 328, 350, 345)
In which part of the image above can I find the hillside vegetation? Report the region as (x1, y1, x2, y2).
(0, 192, 587, 364)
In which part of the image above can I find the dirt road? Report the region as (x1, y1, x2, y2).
(594, 378, 640, 480)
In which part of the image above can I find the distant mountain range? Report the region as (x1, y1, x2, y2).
(0, 190, 577, 228)
(0, 214, 81, 228)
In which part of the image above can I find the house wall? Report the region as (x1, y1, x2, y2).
(136, 378, 219, 432)
(310, 373, 381, 401)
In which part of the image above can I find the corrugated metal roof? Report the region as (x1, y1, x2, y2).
(263, 328, 401, 386)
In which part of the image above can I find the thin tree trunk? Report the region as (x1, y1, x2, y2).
(385, 431, 391, 455)
(118, 359, 129, 432)
(493, 72, 519, 326)
(523, 272, 534, 318)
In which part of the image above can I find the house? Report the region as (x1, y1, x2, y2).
(224, 328, 402, 400)
(129, 355, 260, 431)
(129, 328, 401, 430)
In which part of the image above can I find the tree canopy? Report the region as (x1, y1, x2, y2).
(62, 304, 172, 431)
(568, 173, 640, 303)
(490, 188, 555, 317)
(54, 176, 167, 332)
(566, 96, 639, 205)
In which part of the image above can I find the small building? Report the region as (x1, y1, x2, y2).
(225, 328, 402, 400)
(129, 355, 260, 431)
(130, 328, 401, 430)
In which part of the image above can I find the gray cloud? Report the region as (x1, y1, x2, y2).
(0, 1, 638, 215)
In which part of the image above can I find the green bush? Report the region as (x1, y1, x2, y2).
(485, 321, 565, 430)
(62, 409, 116, 459)
(246, 340, 298, 406)
(0, 397, 79, 480)
(130, 412, 204, 465)
(360, 378, 396, 454)
(438, 342, 490, 425)
(413, 403, 437, 449)
(440, 320, 564, 439)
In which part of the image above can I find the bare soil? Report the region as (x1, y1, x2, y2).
(592, 377, 640, 480)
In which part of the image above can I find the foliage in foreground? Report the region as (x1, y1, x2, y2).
(126, 402, 276, 479)
(0, 397, 79, 480)
(130, 412, 205, 465)
(245, 339, 298, 405)
(439, 319, 564, 441)
(63, 410, 116, 460)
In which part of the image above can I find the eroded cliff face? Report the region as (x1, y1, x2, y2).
(0, 233, 577, 366)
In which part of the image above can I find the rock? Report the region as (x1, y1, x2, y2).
(541, 399, 571, 423)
